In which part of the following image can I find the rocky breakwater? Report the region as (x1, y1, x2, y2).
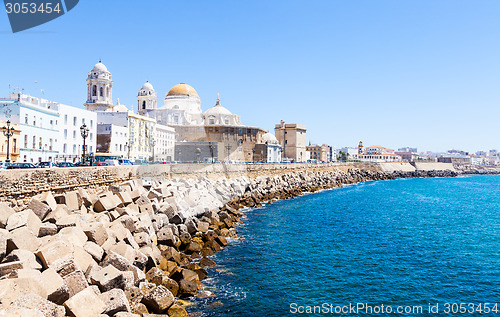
(0, 168, 457, 316)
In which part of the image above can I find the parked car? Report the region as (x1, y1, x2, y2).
(104, 159, 120, 166)
(133, 159, 148, 165)
(118, 159, 132, 165)
(57, 162, 76, 168)
(36, 162, 58, 168)
(96, 162, 108, 166)
(0, 162, 11, 169)
(7, 163, 36, 169)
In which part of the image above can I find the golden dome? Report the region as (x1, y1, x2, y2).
(166, 83, 199, 98)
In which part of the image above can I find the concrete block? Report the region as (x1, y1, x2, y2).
(157, 227, 176, 246)
(55, 214, 81, 230)
(117, 191, 133, 205)
(109, 243, 136, 266)
(6, 209, 41, 236)
(64, 191, 81, 211)
(0, 277, 47, 301)
(63, 269, 89, 298)
(41, 268, 70, 305)
(36, 238, 74, 271)
(8, 226, 40, 253)
(28, 197, 51, 221)
(63, 286, 106, 317)
(0, 202, 15, 229)
(115, 312, 141, 317)
(43, 205, 70, 224)
(7, 293, 65, 317)
(134, 231, 152, 247)
(0, 260, 23, 277)
(58, 226, 87, 247)
(3, 249, 42, 270)
(100, 288, 131, 315)
(0, 228, 9, 260)
(82, 222, 109, 246)
(124, 286, 143, 306)
(90, 264, 127, 292)
(39, 222, 58, 237)
(74, 245, 95, 273)
(84, 241, 104, 262)
(124, 230, 141, 250)
(93, 194, 119, 212)
(141, 285, 175, 313)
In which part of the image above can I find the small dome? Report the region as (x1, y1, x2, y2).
(204, 95, 232, 115)
(262, 132, 278, 144)
(142, 81, 154, 91)
(166, 83, 199, 98)
(113, 104, 129, 112)
(92, 61, 108, 73)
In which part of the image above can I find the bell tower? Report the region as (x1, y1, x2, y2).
(137, 81, 157, 116)
(84, 61, 114, 111)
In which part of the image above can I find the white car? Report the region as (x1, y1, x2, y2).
(104, 159, 120, 166)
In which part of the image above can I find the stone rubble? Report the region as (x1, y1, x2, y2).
(0, 168, 456, 316)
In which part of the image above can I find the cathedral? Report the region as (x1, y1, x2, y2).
(138, 82, 265, 162)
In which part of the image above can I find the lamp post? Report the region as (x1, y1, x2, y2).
(125, 141, 132, 159)
(196, 148, 201, 163)
(150, 138, 156, 163)
(209, 144, 215, 163)
(80, 123, 89, 165)
(2, 120, 15, 162)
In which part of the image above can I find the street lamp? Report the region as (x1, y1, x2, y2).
(150, 138, 156, 162)
(209, 144, 215, 163)
(2, 120, 15, 163)
(196, 148, 201, 163)
(125, 141, 132, 159)
(80, 123, 89, 164)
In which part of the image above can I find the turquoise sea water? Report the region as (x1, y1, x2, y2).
(196, 175, 500, 316)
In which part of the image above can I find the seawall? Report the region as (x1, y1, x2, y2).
(0, 162, 458, 199)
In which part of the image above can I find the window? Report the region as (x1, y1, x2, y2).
(100, 87, 104, 97)
(50, 120, 53, 128)
(142, 101, 146, 109)
(92, 85, 97, 96)
(73, 131, 76, 139)
(33, 117, 36, 126)
(64, 129, 68, 139)
(32, 136, 36, 149)
(82, 118, 85, 125)
(49, 139, 53, 151)
(63, 144, 67, 153)
(73, 117, 77, 126)
(13, 139, 16, 153)
(39, 137, 42, 150)
(90, 133, 93, 141)
(24, 115, 28, 124)
(24, 135, 27, 148)
(73, 144, 76, 154)
(90, 120, 93, 128)
(64, 115, 68, 124)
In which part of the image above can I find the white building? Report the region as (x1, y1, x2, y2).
(253, 132, 282, 163)
(155, 124, 175, 162)
(57, 104, 97, 163)
(359, 145, 402, 162)
(1, 94, 59, 163)
(96, 123, 129, 158)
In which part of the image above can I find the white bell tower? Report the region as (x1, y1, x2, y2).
(137, 81, 157, 116)
(84, 61, 113, 111)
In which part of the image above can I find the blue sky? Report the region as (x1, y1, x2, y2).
(1, 0, 499, 153)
